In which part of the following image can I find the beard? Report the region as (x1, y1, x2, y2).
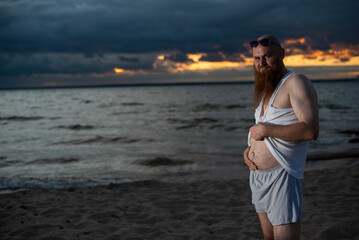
(253, 64, 284, 108)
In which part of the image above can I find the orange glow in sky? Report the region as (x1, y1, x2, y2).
(175, 60, 245, 72)
(284, 54, 359, 66)
(282, 38, 359, 66)
(187, 53, 205, 62)
(168, 51, 358, 73)
(113, 67, 137, 74)
(283, 38, 306, 45)
(114, 67, 125, 73)
(114, 38, 359, 78)
(41, 81, 69, 87)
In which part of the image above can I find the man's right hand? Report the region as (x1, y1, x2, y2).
(243, 146, 257, 171)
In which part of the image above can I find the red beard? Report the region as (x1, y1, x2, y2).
(253, 65, 284, 108)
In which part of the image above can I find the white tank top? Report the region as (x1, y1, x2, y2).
(248, 71, 308, 179)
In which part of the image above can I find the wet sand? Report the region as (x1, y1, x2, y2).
(1, 159, 358, 240)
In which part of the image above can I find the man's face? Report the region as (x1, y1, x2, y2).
(253, 44, 283, 73)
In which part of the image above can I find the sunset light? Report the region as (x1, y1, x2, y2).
(174, 60, 245, 72)
(283, 38, 306, 45)
(187, 54, 206, 62)
(114, 67, 136, 74)
(284, 54, 359, 67)
(3, 1, 357, 89)
(114, 67, 125, 73)
(151, 46, 359, 74)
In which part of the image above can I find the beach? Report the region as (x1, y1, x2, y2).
(1, 157, 358, 240)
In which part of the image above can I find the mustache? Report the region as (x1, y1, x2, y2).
(255, 66, 271, 75)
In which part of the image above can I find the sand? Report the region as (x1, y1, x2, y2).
(1, 160, 359, 240)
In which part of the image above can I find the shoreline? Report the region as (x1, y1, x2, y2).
(1, 151, 359, 193)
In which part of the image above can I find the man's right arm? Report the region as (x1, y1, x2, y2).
(249, 74, 319, 142)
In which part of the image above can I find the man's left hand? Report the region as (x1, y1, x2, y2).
(250, 123, 266, 141)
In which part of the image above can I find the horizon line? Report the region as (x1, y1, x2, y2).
(1, 77, 358, 91)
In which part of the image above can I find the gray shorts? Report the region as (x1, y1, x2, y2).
(249, 165, 302, 226)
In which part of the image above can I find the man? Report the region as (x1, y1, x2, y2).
(243, 35, 319, 240)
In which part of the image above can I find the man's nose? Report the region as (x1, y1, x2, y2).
(260, 58, 267, 67)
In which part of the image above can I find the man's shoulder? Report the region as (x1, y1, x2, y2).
(287, 72, 312, 88)
(288, 72, 310, 82)
(287, 72, 317, 98)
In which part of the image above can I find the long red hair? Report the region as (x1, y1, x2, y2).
(253, 65, 284, 108)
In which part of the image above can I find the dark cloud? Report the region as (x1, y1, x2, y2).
(165, 53, 193, 63)
(199, 53, 225, 62)
(0, 0, 358, 86)
(199, 52, 245, 62)
(117, 56, 140, 63)
(0, 53, 157, 76)
(2, 0, 358, 55)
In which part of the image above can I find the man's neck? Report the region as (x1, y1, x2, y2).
(280, 66, 289, 78)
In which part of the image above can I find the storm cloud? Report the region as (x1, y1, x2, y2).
(0, 0, 358, 87)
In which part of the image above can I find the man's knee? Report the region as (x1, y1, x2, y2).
(258, 213, 274, 240)
(273, 221, 301, 240)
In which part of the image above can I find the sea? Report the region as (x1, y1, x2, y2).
(1, 80, 359, 190)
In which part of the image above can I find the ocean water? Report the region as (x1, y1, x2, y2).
(1, 81, 359, 189)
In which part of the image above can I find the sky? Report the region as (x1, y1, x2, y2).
(1, 0, 359, 88)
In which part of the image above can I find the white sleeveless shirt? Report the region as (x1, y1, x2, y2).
(248, 71, 308, 179)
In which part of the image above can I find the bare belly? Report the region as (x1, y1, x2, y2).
(248, 138, 280, 169)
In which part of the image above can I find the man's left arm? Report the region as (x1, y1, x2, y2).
(250, 74, 319, 142)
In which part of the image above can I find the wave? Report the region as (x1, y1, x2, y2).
(224, 126, 247, 131)
(49, 136, 152, 145)
(97, 102, 143, 108)
(192, 104, 221, 112)
(192, 103, 246, 112)
(339, 129, 359, 143)
(173, 118, 217, 130)
(167, 117, 218, 126)
(25, 158, 81, 165)
(121, 102, 144, 106)
(166, 117, 245, 131)
(0, 177, 133, 190)
(319, 103, 352, 110)
(307, 148, 359, 161)
(0, 159, 24, 168)
(224, 104, 247, 109)
(135, 157, 193, 167)
(240, 118, 255, 123)
(53, 125, 95, 130)
(111, 111, 143, 115)
(0, 116, 44, 121)
(339, 129, 359, 135)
